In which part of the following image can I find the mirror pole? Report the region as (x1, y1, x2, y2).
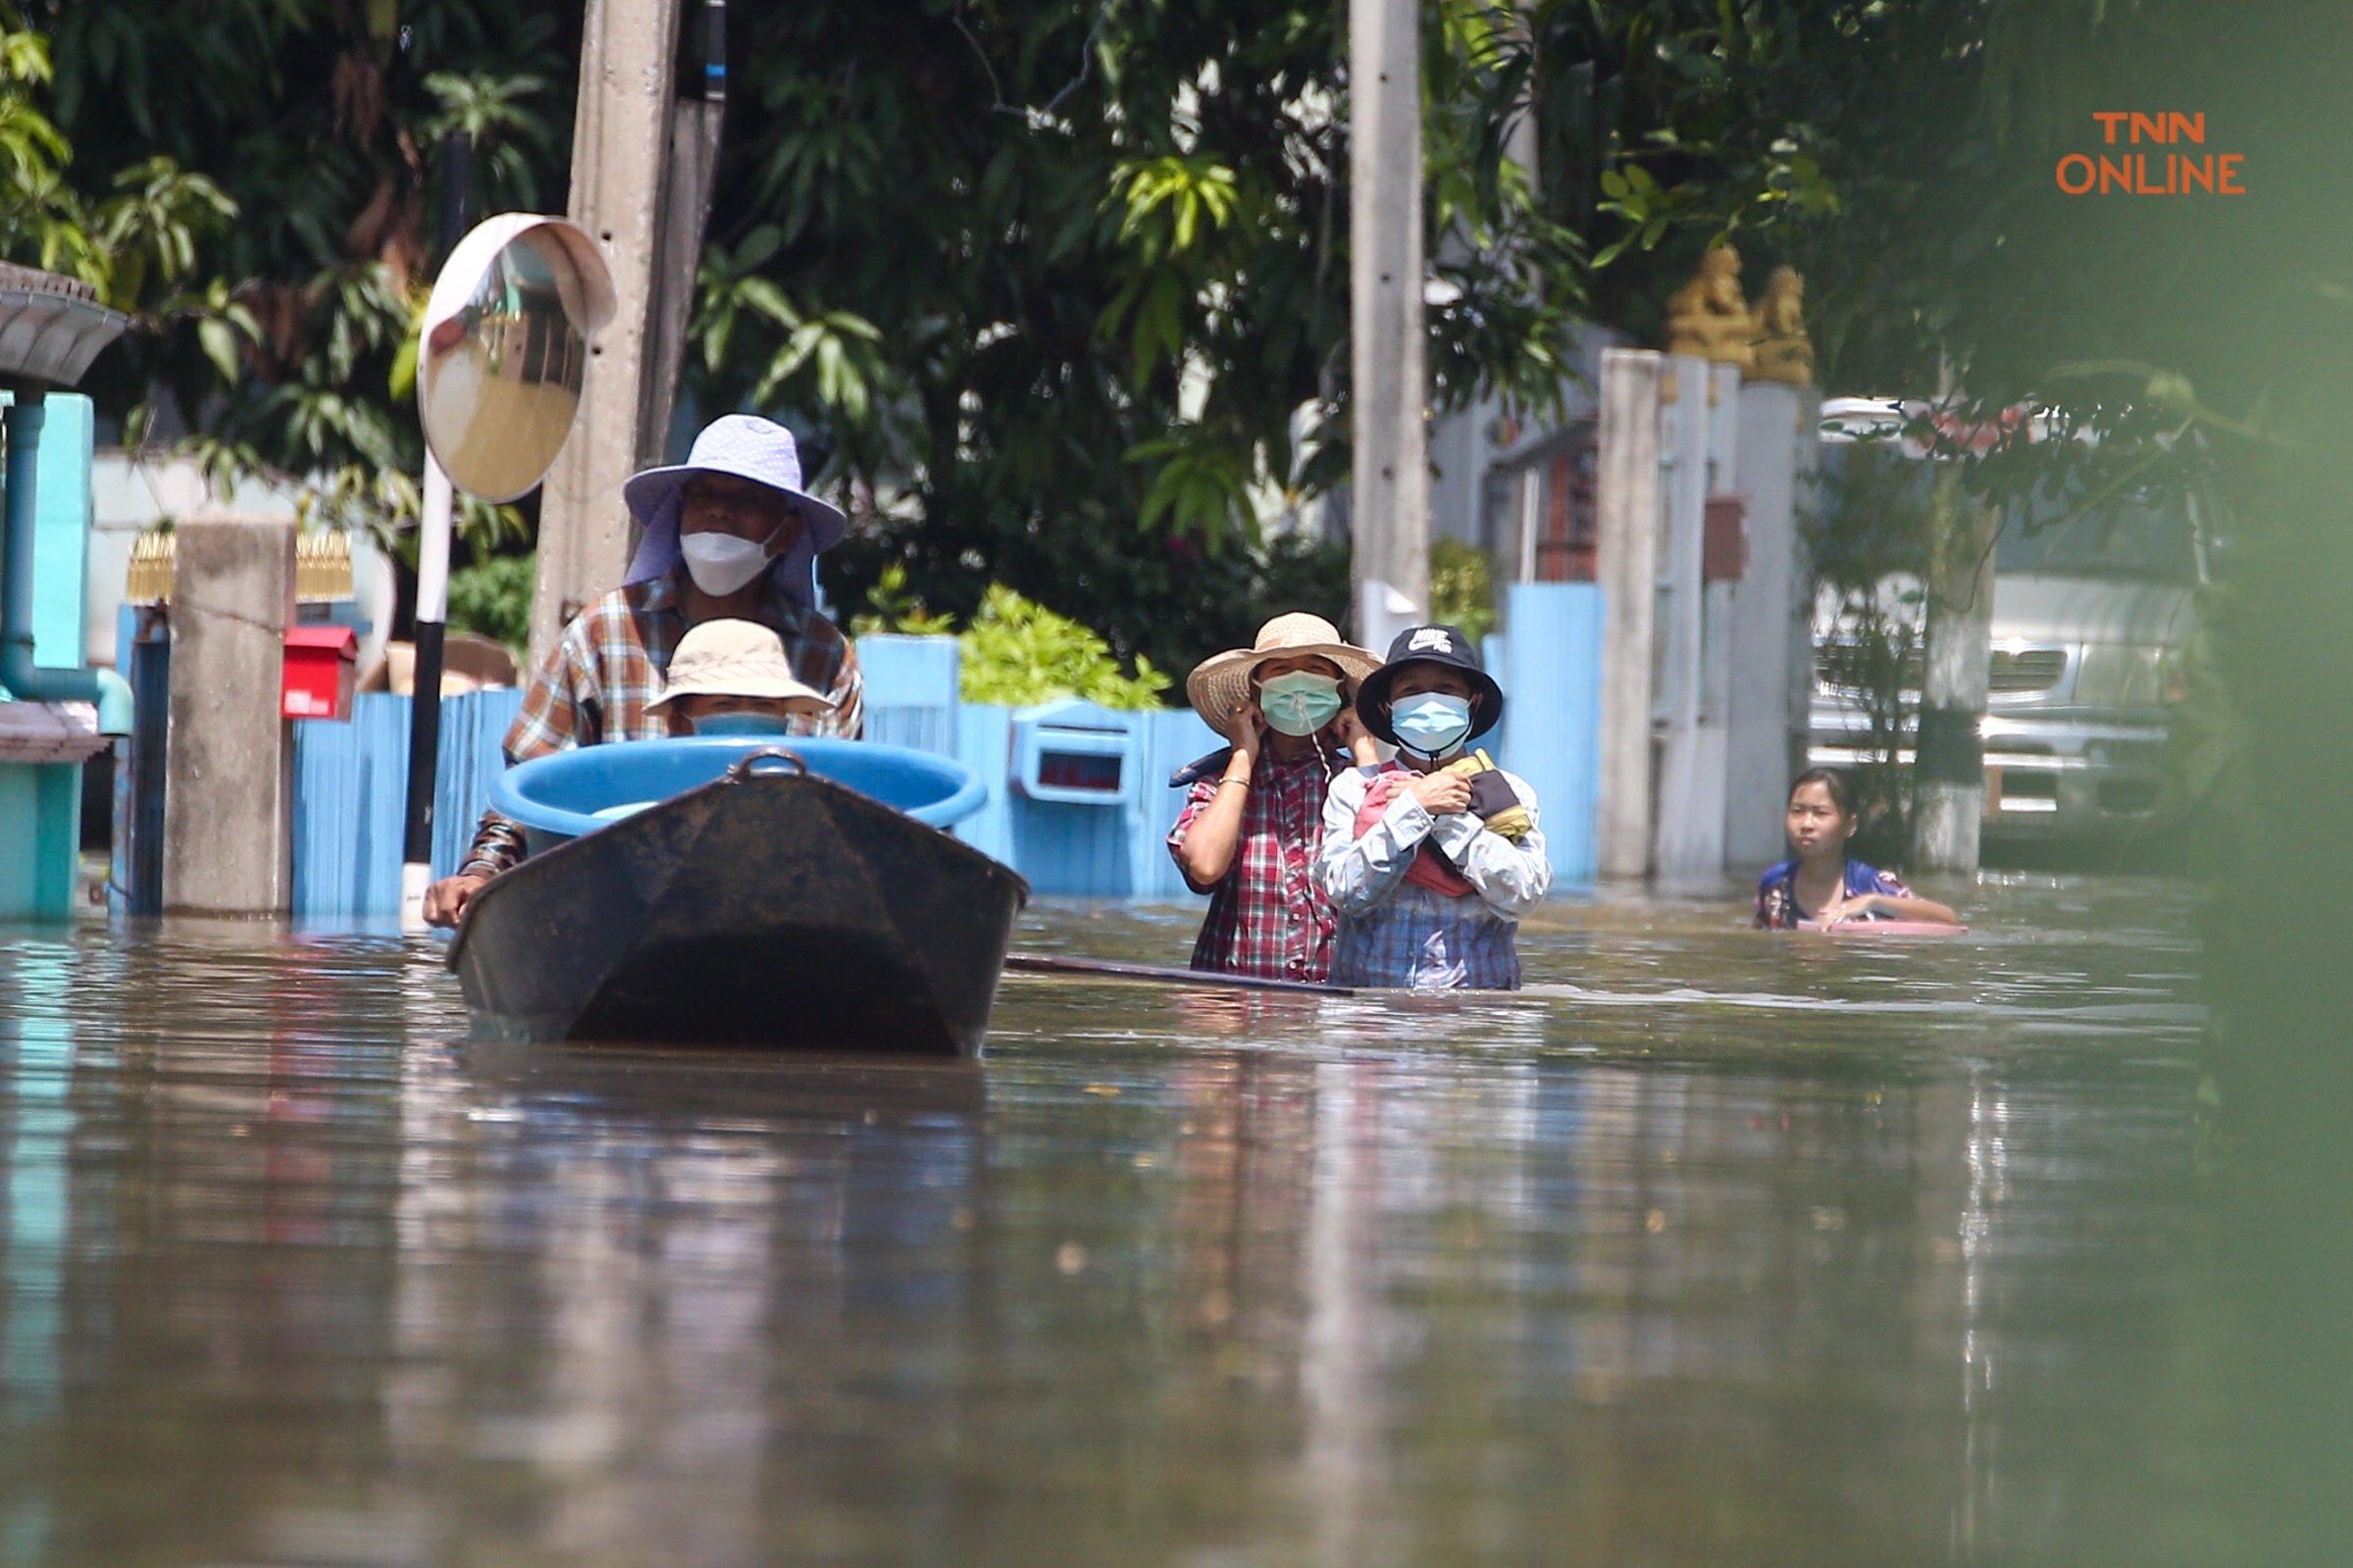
(398, 455, 456, 931)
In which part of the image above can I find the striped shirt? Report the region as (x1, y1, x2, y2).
(455, 572, 862, 878)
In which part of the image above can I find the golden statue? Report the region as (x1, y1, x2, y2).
(1748, 265, 1815, 386)
(1664, 245, 1755, 368)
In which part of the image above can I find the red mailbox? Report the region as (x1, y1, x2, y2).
(282, 625, 358, 720)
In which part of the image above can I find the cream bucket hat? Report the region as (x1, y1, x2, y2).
(1184, 613, 1380, 733)
(648, 619, 836, 710)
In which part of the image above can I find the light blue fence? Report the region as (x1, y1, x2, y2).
(291, 689, 522, 918)
(855, 634, 960, 756)
(1483, 582, 1605, 886)
(861, 592, 1603, 897)
(287, 595, 1603, 915)
(859, 640, 1220, 898)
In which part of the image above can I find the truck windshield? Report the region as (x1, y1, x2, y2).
(1996, 481, 2199, 582)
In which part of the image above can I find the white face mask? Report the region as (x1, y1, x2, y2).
(680, 531, 775, 596)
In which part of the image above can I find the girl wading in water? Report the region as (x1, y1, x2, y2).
(1755, 769, 1960, 929)
(1167, 615, 1383, 983)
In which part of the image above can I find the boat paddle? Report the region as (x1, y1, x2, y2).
(1002, 953, 1352, 996)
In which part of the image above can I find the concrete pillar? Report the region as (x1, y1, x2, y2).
(1593, 349, 1661, 881)
(164, 514, 295, 916)
(1914, 469, 1997, 871)
(1723, 380, 1819, 868)
(1652, 354, 1726, 888)
(531, 0, 686, 673)
(1695, 358, 1740, 826)
(1349, 0, 1429, 649)
(1785, 389, 1822, 829)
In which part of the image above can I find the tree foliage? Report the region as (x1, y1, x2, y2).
(698, 0, 1584, 675)
(0, 6, 233, 333)
(28, 0, 573, 556)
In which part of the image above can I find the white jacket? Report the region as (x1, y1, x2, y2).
(1313, 764, 1553, 920)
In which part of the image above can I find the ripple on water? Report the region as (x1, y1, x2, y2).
(0, 872, 2234, 1566)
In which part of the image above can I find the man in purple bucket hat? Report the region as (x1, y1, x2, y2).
(424, 413, 863, 927)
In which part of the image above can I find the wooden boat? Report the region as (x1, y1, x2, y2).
(449, 741, 1028, 1053)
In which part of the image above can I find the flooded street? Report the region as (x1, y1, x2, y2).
(0, 876, 2236, 1565)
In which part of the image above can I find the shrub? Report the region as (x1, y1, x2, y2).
(1428, 537, 1498, 645)
(956, 585, 1168, 710)
(447, 552, 536, 654)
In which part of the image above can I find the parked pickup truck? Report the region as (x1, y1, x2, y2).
(1809, 401, 2216, 843)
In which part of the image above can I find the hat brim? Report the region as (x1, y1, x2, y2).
(623, 464, 847, 554)
(1185, 641, 1383, 734)
(649, 673, 835, 709)
(1356, 659, 1506, 748)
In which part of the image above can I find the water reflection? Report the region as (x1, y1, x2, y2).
(0, 876, 2233, 1564)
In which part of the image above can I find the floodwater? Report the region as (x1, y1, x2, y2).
(0, 875, 2243, 1565)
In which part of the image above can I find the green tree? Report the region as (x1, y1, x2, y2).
(0, 6, 233, 331)
(31, 0, 572, 557)
(697, 0, 1585, 677)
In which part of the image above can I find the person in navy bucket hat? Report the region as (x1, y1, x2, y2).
(424, 414, 863, 928)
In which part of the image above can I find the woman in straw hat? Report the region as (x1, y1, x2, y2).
(1166, 613, 1382, 982)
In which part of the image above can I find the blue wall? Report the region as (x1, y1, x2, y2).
(6, 390, 94, 670)
(0, 393, 96, 920)
(290, 689, 521, 918)
(285, 596, 1604, 916)
(857, 639, 1223, 900)
(1484, 582, 1605, 886)
(0, 763, 79, 921)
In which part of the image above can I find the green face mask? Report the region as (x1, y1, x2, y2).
(1257, 671, 1345, 736)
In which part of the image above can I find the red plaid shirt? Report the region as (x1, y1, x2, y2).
(456, 572, 861, 878)
(1166, 747, 1349, 982)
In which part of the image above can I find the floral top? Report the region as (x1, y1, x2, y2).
(1754, 857, 1914, 930)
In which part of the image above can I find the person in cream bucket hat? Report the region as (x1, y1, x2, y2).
(425, 414, 863, 930)
(1166, 613, 1382, 984)
(648, 619, 837, 735)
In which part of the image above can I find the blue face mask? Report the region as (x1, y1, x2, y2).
(691, 711, 797, 736)
(1389, 692, 1473, 757)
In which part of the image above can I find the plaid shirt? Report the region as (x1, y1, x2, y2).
(1166, 747, 1348, 982)
(456, 572, 862, 878)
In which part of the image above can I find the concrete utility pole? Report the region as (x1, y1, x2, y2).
(1349, 0, 1428, 651)
(531, 0, 686, 672)
(642, 0, 730, 470)
(1913, 466, 1998, 871)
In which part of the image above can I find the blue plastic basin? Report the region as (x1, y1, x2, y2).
(490, 736, 988, 853)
